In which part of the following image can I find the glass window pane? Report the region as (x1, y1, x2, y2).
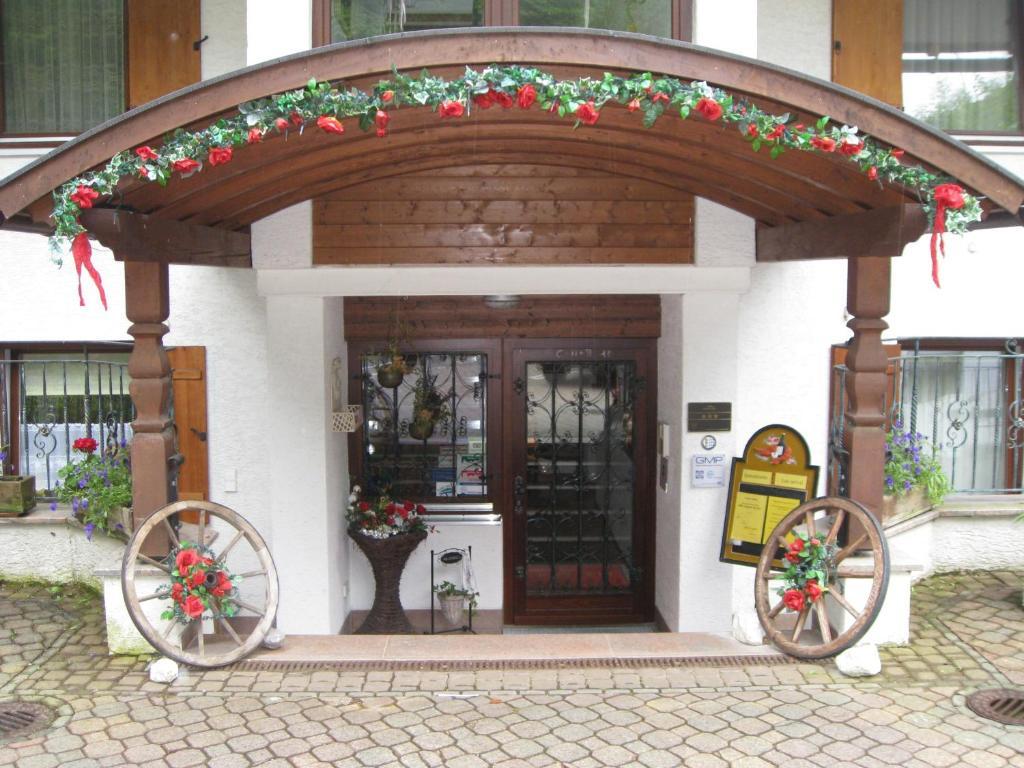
(2, 0, 124, 133)
(362, 351, 488, 501)
(519, 0, 671, 37)
(332, 0, 484, 41)
(902, 0, 1020, 132)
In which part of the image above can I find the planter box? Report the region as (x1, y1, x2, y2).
(880, 487, 931, 524)
(0, 475, 36, 516)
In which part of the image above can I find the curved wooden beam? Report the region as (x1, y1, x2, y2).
(1, 28, 1021, 228)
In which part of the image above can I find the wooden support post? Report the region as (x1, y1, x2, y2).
(844, 256, 891, 521)
(125, 261, 174, 544)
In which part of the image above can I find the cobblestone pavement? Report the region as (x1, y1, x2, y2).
(1, 571, 1023, 767)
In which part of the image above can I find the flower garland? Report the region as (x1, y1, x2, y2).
(159, 541, 239, 624)
(52, 64, 982, 304)
(777, 532, 836, 614)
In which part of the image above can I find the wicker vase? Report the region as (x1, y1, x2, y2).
(350, 528, 427, 634)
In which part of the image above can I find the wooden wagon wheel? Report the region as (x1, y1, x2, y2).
(122, 500, 279, 668)
(754, 496, 889, 659)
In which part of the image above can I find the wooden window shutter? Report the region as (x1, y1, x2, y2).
(832, 0, 903, 108)
(126, 0, 202, 110)
(168, 346, 209, 514)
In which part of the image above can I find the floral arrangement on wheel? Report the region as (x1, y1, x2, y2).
(346, 485, 429, 539)
(53, 436, 132, 540)
(159, 542, 239, 624)
(778, 532, 837, 613)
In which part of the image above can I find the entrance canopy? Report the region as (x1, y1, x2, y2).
(0, 28, 1022, 265)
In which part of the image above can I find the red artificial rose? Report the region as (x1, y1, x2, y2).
(375, 109, 389, 139)
(171, 158, 200, 175)
(317, 115, 345, 135)
(473, 91, 494, 109)
(403, 501, 415, 512)
(785, 551, 800, 564)
(652, 92, 670, 104)
(793, 123, 805, 131)
(838, 139, 863, 156)
(176, 549, 200, 576)
(805, 580, 823, 602)
(208, 147, 233, 166)
(210, 571, 232, 597)
(783, 589, 805, 612)
(138, 168, 150, 180)
(789, 537, 805, 553)
(189, 570, 206, 589)
(398, 508, 409, 520)
(810, 136, 836, 152)
(358, 501, 370, 512)
(495, 90, 514, 109)
(517, 84, 537, 109)
(72, 437, 98, 454)
(70, 185, 100, 209)
(171, 582, 184, 604)
(247, 128, 263, 144)
(810, 538, 821, 547)
(891, 148, 905, 159)
(765, 124, 785, 140)
(387, 515, 396, 526)
(183, 595, 204, 619)
(290, 111, 303, 127)
(135, 146, 159, 161)
(416, 504, 426, 515)
(867, 166, 878, 181)
(381, 89, 394, 103)
(747, 124, 759, 138)
(627, 98, 641, 113)
(274, 117, 290, 132)
(575, 100, 600, 125)
(695, 97, 723, 121)
(439, 100, 465, 118)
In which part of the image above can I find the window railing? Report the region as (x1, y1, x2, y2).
(830, 349, 1024, 496)
(0, 357, 134, 494)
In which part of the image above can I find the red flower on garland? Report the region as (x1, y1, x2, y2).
(316, 115, 345, 135)
(171, 582, 184, 604)
(695, 97, 723, 121)
(189, 570, 206, 589)
(289, 111, 304, 127)
(805, 579, 823, 603)
(627, 98, 641, 112)
(274, 117, 289, 132)
(765, 124, 785, 140)
(172, 158, 200, 175)
(381, 89, 394, 103)
(473, 91, 494, 109)
(789, 538, 805, 554)
(747, 124, 759, 137)
(70, 185, 99, 209)
(208, 147, 233, 166)
(810, 136, 836, 152)
(183, 595, 204, 619)
(374, 109, 389, 138)
(891, 149, 905, 159)
(652, 92, 670, 104)
(135, 146, 159, 161)
(838, 139, 863, 156)
(785, 551, 800, 564)
(575, 100, 600, 125)
(247, 128, 263, 144)
(495, 89, 514, 109)
(439, 100, 465, 118)
(517, 84, 537, 109)
(72, 437, 98, 454)
(929, 183, 966, 288)
(867, 166, 878, 181)
(176, 549, 200, 575)
(210, 571, 233, 598)
(783, 589, 805, 612)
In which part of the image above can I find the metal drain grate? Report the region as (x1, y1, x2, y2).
(967, 689, 1024, 726)
(218, 653, 804, 673)
(0, 701, 55, 741)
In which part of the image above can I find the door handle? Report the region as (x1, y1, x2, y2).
(190, 426, 207, 442)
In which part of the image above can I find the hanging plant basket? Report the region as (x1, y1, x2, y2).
(377, 363, 405, 388)
(331, 405, 363, 433)
(438, 593, 466, 626)
(408, 419, 435, 441)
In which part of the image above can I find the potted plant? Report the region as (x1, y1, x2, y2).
(377, 341, 411, 389)
(53, 437, 133, 540)
(408, 373, 450, 441)
(346, 485, 431, 633)
(0, 445, 36, 517)
(433, 580, 478, 626)
(881, 421, 951, 522)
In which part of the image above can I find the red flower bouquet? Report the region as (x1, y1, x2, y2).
(160, 541, 239, 624)
(346, 485, 430, 539)
(777, 532, 836, 613)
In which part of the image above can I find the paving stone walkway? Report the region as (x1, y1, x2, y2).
(1, 570, 1023, 767)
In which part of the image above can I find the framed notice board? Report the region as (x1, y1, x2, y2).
(720, 424, 819, 567)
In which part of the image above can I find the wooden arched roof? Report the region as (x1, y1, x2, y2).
(0, 28, 1022, 264)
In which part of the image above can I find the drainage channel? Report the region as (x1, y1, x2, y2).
(0, 701, 56, 742)
(966, 689, 1024, 726)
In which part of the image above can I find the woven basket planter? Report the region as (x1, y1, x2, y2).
(349, 529, 427, 634)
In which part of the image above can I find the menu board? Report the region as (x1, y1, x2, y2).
(719, 425, 819, 567)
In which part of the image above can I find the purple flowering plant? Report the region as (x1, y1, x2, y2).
(54, 440, 132, 541)
(884, 420, 951, 505)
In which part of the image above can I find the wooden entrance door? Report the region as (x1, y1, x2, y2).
(505, 339, 656, 625)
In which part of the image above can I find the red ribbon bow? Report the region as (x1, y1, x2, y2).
(929, 183, 965, 288)
(71, 232, 108, 310)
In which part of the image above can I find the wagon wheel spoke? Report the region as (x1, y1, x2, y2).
(754, 496, 889, 661)
(122, 501, 279, 669)
(827, 585, 861, 620)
